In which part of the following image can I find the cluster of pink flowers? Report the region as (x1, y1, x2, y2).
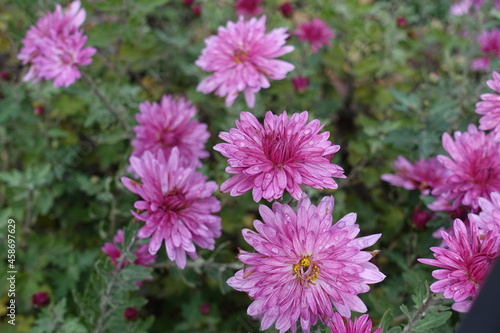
(472, 29, 500, 71)
(384, 71, 500, 312)
(227, 196, 385, 333)
(17, 0, 96, 87)
(122, 92, 217, 269)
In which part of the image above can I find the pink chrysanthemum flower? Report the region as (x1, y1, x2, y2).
(235, 0, 264, 17)
(471, 29, 500, 71)
(294, 18, 335, 53)
(469, 192, 500, 234)
(195, 16, 294, 108)
(227, 196, 385, 333)
(327, 313, 382, 333)
(418, 219, 500, 312)
(101, 229, 156, 268)
(121, 148, 221, 269)
(476, 71, 500, 141)
(17, 0, 96, 87)
(431, 125, 500, 211)
(381, 156, 450, 195)
(131, 95, 209, 168)
(214, 111, 345, 202)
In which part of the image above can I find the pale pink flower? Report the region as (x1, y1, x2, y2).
(431, 125, 500, 211)
(17, 0, 96, 87)
(294, 18, 335, 53)
(195, 16, 294, 108)
(121, 148, 221, 269)
(381, 156, 450, 195)
(471, 29, 500, 71)
(131, 95, 209, 168)
(476, 71, 500, 141)
(327, 313, 382, 333)
(101, 229, 156, 268)
(418, 219, 500, 312)
(227, 196, 385, 333)
(235, 0, 264, 17)
(214, 111, 345, 202)
(469, 192, 500, 234)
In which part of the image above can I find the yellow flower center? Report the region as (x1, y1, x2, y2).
(293, 255, 319, 284)
(233, 49, 248, 64)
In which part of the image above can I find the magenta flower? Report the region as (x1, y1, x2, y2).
(411, 206, 435, 229)
(294, 18, 335, 53)
(381, 156, 450, 195)
(121, 148, 221, 269)
(278, 2, 294, 17)
(471, 29, 500, 71)
(476, 71, 500, 141)
(235, 0, 264, 17)
(131, 95, 209, 168)
(227, 196, 385, 333)
(195, 16, 294, 108)
(291, 76, 309, 93)
(469, 192, 500, 234)
(214, 111, 345, 202)
(431, 125, 500, 211)
(101, 229, 156, 268)
(17, 0, 96, 87)
(326, 313, 382, 333)
(418, 219, 500, 312)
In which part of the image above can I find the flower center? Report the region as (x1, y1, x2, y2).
(157, 130, 179, 148)
(262, 133, 294, 167)
(467, 253, 495, 286)
(162, 188, 189, 212)
(293, 255, 319, 284)
(233, 49, 248, 64)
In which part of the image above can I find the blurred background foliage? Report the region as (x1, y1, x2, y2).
(0, 0, 497, 332)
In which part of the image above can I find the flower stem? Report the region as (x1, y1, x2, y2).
(93, 233, 137, 333)
(81, 71, 131, 133)
(401, 294, 436, 333)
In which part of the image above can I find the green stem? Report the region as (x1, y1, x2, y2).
(93, 233, 137, 333)
(81, 71, 131, 133)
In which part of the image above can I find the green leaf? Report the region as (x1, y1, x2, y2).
(412, 311, 452, 332)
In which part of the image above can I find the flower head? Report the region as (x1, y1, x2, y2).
(476, 71, 500, 141)
(131, 95, 209, 168)
(431, 125, 500, 211)
(124, 307, 139, 321)
(294, 18, 335, 53)
(235, 0, 264, 17)
(227, 196, 385, 333)
(101, 229, 156, 268)
(469, 192, 500, 234)
(418, 219, 500, 312)
(17, 0, 96, 87)
(195, 16, 294, 108)
(471, 29, 500, 71)
(32, 292, 51, 308)
(381, 156, 449, 195)
(291, 76, 309, 93)
(214, 111, 345, 202)
(278, 2, 294, 17)
(327, 313, 382, 333)
(121, 148, 221, 269)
